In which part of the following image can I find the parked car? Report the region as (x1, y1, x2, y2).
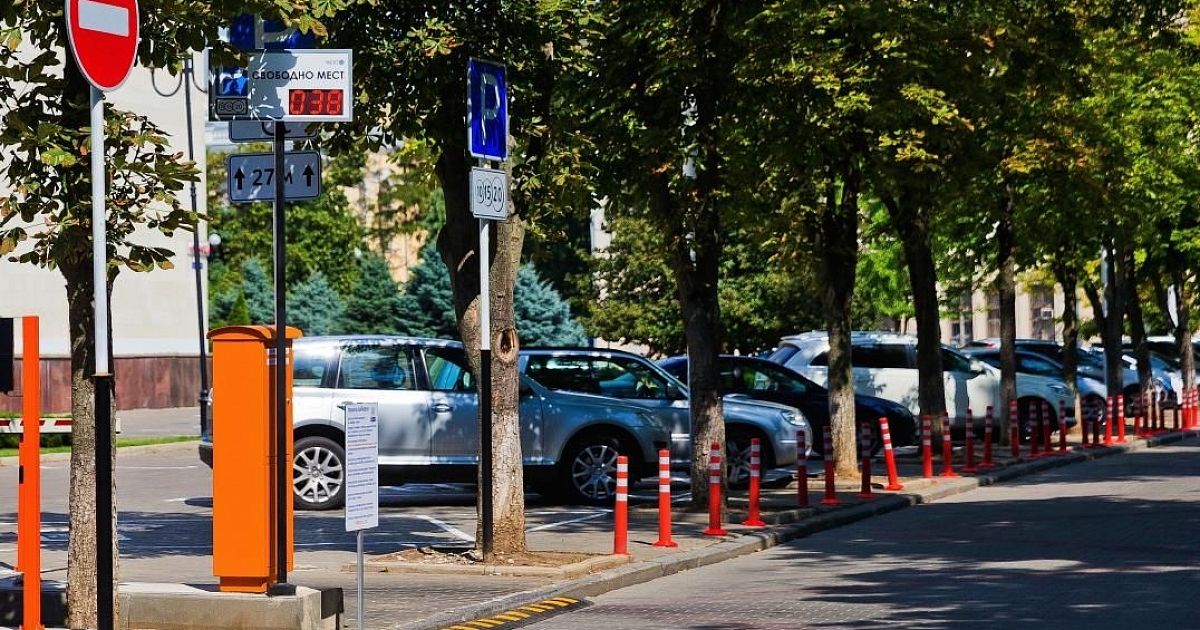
(656, 354, 918, 454)
(962, 348, 1106, 422)
(518, 348, 808, 483)
(199, 336, 671, 509)
(969, 338, 1175, 410)
(768, 332, 1075, 434)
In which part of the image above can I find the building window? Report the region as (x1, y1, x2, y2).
(1030, 286, 1056, 340)
(986, 292, 1001, 338)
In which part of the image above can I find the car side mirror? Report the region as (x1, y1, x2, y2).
(666, 383, 686, 400)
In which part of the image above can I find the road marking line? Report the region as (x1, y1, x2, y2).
(416, 515, 476, 542)
(525, 510, 609, 533)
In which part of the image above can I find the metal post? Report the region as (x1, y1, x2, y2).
(479, 214, 493, 558)
(356, 529, 365, 630)
(91, 85, 115, 630)
(183, 58, 211, 440)
(272, 122, 291, 590)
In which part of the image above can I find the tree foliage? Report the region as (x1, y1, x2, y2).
(288, 271, 345, 336)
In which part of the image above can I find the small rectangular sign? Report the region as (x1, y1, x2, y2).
(212, 49, 353, 122)
(228, 121, 316, 143)
(470, 166, 509, 220)
(344, 403, 379, 532)
(227, 151, 321, 203)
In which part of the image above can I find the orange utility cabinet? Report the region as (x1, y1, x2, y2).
(208, 325, 302, 593)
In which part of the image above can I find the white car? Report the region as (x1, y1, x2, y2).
(768, 332, 1076, 433)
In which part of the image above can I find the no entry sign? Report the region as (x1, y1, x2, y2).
(66, 0, 139, 91)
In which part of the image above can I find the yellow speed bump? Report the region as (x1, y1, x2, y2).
(441, 598, 590, 629)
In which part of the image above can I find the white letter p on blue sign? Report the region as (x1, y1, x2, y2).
(468, 59, 508, 161)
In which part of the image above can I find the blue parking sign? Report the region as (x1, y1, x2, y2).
(468, 59, 508, 161)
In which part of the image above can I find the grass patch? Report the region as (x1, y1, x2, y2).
(0, 411, 70, 419)
(0, 435, 196, 457)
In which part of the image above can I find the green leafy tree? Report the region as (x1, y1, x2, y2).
(515, 266, 587, 347)
(288, 272, 345, 336)
(0, 1, 363, 624)
(396, 246, 458, 339)
(341, 255, 402, 335)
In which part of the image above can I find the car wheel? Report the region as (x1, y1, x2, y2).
(559, 432, 622, 505)
(726, 429, 763, 488)
(293, 436, 346, 511)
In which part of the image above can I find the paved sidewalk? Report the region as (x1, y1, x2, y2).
(117, 406, 201, 438)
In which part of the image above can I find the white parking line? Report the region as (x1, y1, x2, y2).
(525, 510, 610, 533)
(415, 515, 475, 543)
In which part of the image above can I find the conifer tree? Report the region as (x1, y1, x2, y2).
(340, 255, 402, 334)
(288, 272, 346, 336)
(515, 266, 588, 347)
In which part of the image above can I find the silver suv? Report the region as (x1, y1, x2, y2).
(518, 348, 809, 483)
(199, 336, 670, 509)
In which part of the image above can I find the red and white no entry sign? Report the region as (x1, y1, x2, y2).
(65, 0, 139, 91)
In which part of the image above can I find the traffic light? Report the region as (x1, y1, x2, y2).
(0, 318, 13, 393)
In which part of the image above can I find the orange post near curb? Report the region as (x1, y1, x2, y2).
(1058, 400, 1068, 454)
(963, 409, 977, 473)
(939, 413, 957, 477)
(209, 325, 301, 593)
(980, 406, 996, 469)
(920, 415, 933, 478)
(796, 429, 809, 507)
(742, 439, 767, 526)
(820, 426, 840, 506)
(1041, 401, 1053, 455)
(652, 449, 676, 547)
(1116, 394, 1127, 443)
(879, 417, 903, 490)
(613, 455, 629, 555)
(1104, 396, 1114, 446)
(702, 442, 727, 536)
(19, 316, 42, 630)
(857, 423, 873, 499)
(1009, 401, 1020, 459)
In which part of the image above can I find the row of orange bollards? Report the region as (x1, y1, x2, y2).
(614, 391, 1200, 554)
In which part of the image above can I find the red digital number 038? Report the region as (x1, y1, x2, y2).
(288, 89, 344, 116)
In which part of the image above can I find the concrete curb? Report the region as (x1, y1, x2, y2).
(397, 429, 1199, 630)
(344, 553, 630, 579)
(0, 438, 199, 464)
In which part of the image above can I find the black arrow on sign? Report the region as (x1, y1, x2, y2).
(234, 168, 245, 190)
(303, 164, 315, 188)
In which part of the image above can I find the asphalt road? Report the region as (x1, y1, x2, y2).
(527, 436, 1200, 629)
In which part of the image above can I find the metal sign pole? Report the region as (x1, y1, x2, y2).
(90, 84, 116, 630)
(272, 122, 291, 590)
(356, 529, 365, 630)
(479, 206, 493, 558)
(183, 58, 211, 441)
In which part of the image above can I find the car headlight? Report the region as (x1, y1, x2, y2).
(781, 411, 807, 428)
(1049, 384, 1068, 396)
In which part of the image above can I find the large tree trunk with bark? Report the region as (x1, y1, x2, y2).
(997, 194, 1018, 442)
(62, 53, 118, 629)
(1053, 264, 1081, 425)
(434, 126, 526, 556)
(1176, 272, 1195, 391)
(1102, 244, 1124, 396)
(883, 196, 947, 422)
(1122, 248, 1153, 407)
(817, 170, 860, 480)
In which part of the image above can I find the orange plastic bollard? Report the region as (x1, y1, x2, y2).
(963, 409, 977, 473)
(1030, 403, 1042, 458)
(980, 406, 996, 469)
(940, 413, 957, 477)
(857, 423, 873, 500)
(1116, 394, 1127, 443)
(652, 449, 677, 547)
(702, 443, 728, 536)
(1041, 401, 1053, 455)
(613, 455, 629, 555)
(821, 426, 840, 506)
(1058, 399, 1068, 454)
(19, 316, 42, 630)
(1010, 400, 1020, 459)
(742, 439, 767, 526)
(796, 429, 809, 507)
(1103, 395, 1114, 446)
(921, 415, 933, 478)
(879, 417, 903, 490)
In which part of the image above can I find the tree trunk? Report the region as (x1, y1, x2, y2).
(883, 196, 946, 421)
(818, 170, 860, 480)
(1053, 264, 1080, 426)
(1176, 271, 1195, 391)
(434, 126, 526, 556)
(63, 260, 119, 629)
(1102, 244, 1124, 396)
(997, 193, 1018, 442)
(62, 46, 118, 629)
(1123, 248, 1153, 404)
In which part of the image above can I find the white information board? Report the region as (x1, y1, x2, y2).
(344, 402, 379, 532)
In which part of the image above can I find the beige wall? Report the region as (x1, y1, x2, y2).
(1, 52, 208, 360)
(941, 285, 1097, 346)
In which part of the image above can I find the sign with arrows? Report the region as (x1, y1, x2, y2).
(227, 151, 321, 203)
